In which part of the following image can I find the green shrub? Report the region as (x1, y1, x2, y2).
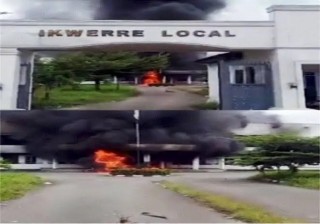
(110, 168, 171, 176)
(192, 101, 220, 110)
(231, 135, 320, 172)
(0, 159, 12, 169)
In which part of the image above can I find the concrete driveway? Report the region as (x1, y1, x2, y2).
(0, 173, 238, 223)
(169, 172, 320, 223)
(68, 86, 206, 110)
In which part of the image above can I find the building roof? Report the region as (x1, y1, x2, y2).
(196, 52, 243, 64)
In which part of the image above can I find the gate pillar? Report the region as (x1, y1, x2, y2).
(17, 51, 35, 110)
(207, 63, 220, 103)
(0, 48, 21, 109)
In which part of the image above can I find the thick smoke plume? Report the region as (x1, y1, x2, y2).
(2, 0, 226, 20)
(0, 111, 255, 160)
(96, 0, 226, 20)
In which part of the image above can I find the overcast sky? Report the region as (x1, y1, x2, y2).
(0, 0, 319, 20)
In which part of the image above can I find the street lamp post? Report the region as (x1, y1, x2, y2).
(134, 110, 141, 167)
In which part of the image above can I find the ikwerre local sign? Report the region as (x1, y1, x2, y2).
(38, 29, 237, 38)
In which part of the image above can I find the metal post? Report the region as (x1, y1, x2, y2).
(136, 121, 140, 167)
(134, 110, 141, 167)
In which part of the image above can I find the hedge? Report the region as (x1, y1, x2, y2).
(231, 135, 320, 172)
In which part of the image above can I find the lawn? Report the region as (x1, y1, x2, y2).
(0, 173, 43, 202)
(251, 171, 320, 190)
(192, 102, 220, 110)
(32, 84, 140, 109)
(172, 86, 209, 96)
(161, 181, 301, 223)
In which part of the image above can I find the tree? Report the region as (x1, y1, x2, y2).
(231, 135, 320, 174)
(89, 52, 142, 91)
(134, 53, 169, 71)
(33, 59, 70, 99)
(0, 159, 12, 169)
(34, 52, 170, 92)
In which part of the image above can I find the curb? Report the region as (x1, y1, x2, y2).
(101, 174, 170, 177)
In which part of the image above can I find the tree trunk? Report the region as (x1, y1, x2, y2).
(44, 86, 50, 100)
(32, 87, 36, 99)
(95, 79, 100, 91)
(289, 165, 298, 174)
(276, 165, 281, 173)
(116, 81, 120, 91)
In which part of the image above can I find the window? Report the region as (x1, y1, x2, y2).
(246, 67, 256, 84)
(25, 155, 37, 164)
(230, 65, 266, 85)
(234, 70, 244, 84)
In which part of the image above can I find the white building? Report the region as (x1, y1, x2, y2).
(0, 5, 319, 110)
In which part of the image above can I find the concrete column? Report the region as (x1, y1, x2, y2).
(143, 154, 151, 163)
(192, 157, 200, 170)
(160, 161, 165, 169)
(113, 76, 118, 84)
(170, 78, 174, 84)
(134, 76, 139, 85)
(162, 76, 167, 84)
(18, 155, 26, 164)
(20, 51, 35, 110)
(207, 63, 220, 103)
(52, 158, 57, 169)
(0, 48, 21, 109)
(187, 75, 192, 85)
(218, 158, 225, 170)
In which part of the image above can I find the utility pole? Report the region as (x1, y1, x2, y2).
(134, 110, 140, 167)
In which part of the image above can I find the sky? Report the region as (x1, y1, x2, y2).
(0, 0, 319, 20)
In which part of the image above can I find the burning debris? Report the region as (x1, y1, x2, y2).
(142, 71, 162, 86)
(0, 110, 282, 169)
(94, 150, 130, 171)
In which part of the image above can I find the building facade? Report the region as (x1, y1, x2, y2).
(0, 5, 319, 110)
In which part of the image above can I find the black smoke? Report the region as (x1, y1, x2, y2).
(1, 110, 251, 162)
(96, 0, 226, 20)
(95, 0, 227, 70)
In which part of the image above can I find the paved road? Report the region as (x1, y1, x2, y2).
(0, 173, 238, 223)
(68, 86, 206, 110)
(169, 172, 320, 223)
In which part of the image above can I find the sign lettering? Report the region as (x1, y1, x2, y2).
(38, 29, 237, 38)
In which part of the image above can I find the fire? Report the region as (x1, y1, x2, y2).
(142, 70, 162, 85)
(94, 150, 128, 171)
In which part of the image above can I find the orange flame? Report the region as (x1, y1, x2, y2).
(94, 150, 128, 171)
(143, 70, 162, 85)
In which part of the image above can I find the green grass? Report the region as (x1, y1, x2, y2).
(32, 84, 140, 109)
(0, 173, 43, 202)
(161, 181, 301, 223)
(192, 102, 220, 110)
(172, 86, 209, 96)
(251, 171, 320, 190)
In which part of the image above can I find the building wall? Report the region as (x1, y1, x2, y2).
(272, 49, 320, 108)
(269, 6, 320, 108)
(0, 21, 274, 50)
